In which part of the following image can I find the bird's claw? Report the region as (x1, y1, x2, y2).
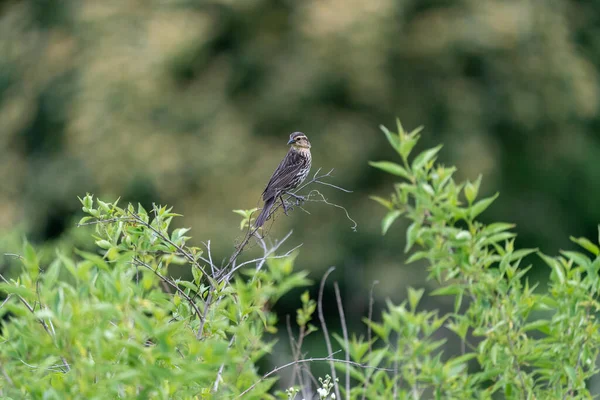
(286, 193, 305, 205)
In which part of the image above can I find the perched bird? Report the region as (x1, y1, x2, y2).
(254, 132, 312, 228)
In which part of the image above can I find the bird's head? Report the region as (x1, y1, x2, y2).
(287, 132, 311, 149)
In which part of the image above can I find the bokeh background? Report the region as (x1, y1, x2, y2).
(2, 0, 600, 389)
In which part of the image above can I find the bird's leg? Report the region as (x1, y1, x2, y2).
(279, 196, 289, 215)
(286, 192, 305, 205)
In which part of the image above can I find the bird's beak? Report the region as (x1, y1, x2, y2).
(287, 139, 295, 145)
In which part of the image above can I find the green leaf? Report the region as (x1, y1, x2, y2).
(23, 241, 39, 271)
(57, 251, 78, 281)
(0, 283, 34, 298)
(523, 319, 551, 335)
(560, 250, 591, 269)
(369, 196, 394, 211)
(368, 161, 411, 180)
(463, 175, 482, 204)
(379, 124, 400, 153)
(469, 193, 498, 219)
(507, 248, 537, 262)
(481, 223, 515, 236)
(363, 319, 388, 341)
(411, 145, 443, 171)
(382, 210, 403, 235)
(78, 216, 93, 226)
(404, 222, 420, 252)
(446, 353, 477, 368)
(431, 286, 461, 296)
(538, 253, 565, 284)
(95, 240, 112, 250)
(407, 287, 424, 311)
(406, 251, 428, 264)
(569, 236, 599, 256)
(564, 365, 577, 384)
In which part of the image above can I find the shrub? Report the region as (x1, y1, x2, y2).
(0, 201, 310, 398)
(1, 120, 599, 399)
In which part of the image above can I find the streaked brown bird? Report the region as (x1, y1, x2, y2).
(254, 132, 312, 228)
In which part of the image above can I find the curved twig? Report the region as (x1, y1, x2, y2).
(237, 351, 394, 398)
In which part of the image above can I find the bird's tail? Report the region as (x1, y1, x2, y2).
(254, 197, 275, 228)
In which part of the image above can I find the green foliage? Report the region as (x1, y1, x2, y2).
(0, 197, 309, 398)
(2, 120, 600, 399)
(360, 122, 600, 399)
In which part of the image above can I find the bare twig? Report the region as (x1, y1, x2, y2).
(3, 253, 23, 260)
(220, 230, 297, 284)
(286, 316, 301, 387)
(313, 180, 353, 193)
(0, 362, 13, 387)
(334, 282, 350, 400)
(197, 292, 213, 340)
(305, 189, 358, 232)
(0, 295, 12, 310)
(286, 316, 312, 398)
(224, 224, 261, 271)
(286, 314, 314, 398)
(203, 240, 217, 277)
(361, 280, 379, 400)
(237, 351, 394, 398)
(18, 359, 67, 373)
(318, 267, 341, 400)
(213, 336, 236, 392)
(393, 359, 399, 399)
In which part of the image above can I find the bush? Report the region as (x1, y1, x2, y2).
(1, 120, 599, 399)
(0, 201, 310, 398)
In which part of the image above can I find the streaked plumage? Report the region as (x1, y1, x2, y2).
(255, 132, 312, 228)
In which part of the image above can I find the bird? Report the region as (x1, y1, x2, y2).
(254, 132, 312, 228)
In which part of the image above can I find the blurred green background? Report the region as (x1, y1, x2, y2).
(1, 0, 600, 377)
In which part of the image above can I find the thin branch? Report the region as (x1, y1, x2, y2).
(393, 359, 399, 399)
(131, 258, 204, 328)
(286, 315, 302, 388)
(18, 359, 66, 373)
(202, 240, 217, 277)
(224, 222, 261, 271)
(313, 180, 353, 193)
(129, 213, 213, 285)
(213, 336, 236, 392)
(3, 253, 23, 260)
(0, 362, 13, 387)
(318, 267, 341, 400)
(286, 314, 312, 399)
(220, 230, 297, 284)
(305, 189, 358, 232)
(0, 295, 12, 310)
(197, 292, 213, 340)
(0, 272, 72, 373)
(334, 282, 350, 400)
(0, 273, 52, 337)
(362, 280, 379, 400)
(237, 352, 394, 398)
(76, 217, 132, 227)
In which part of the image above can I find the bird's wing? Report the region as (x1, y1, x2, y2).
(262, 151, 307, 200)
